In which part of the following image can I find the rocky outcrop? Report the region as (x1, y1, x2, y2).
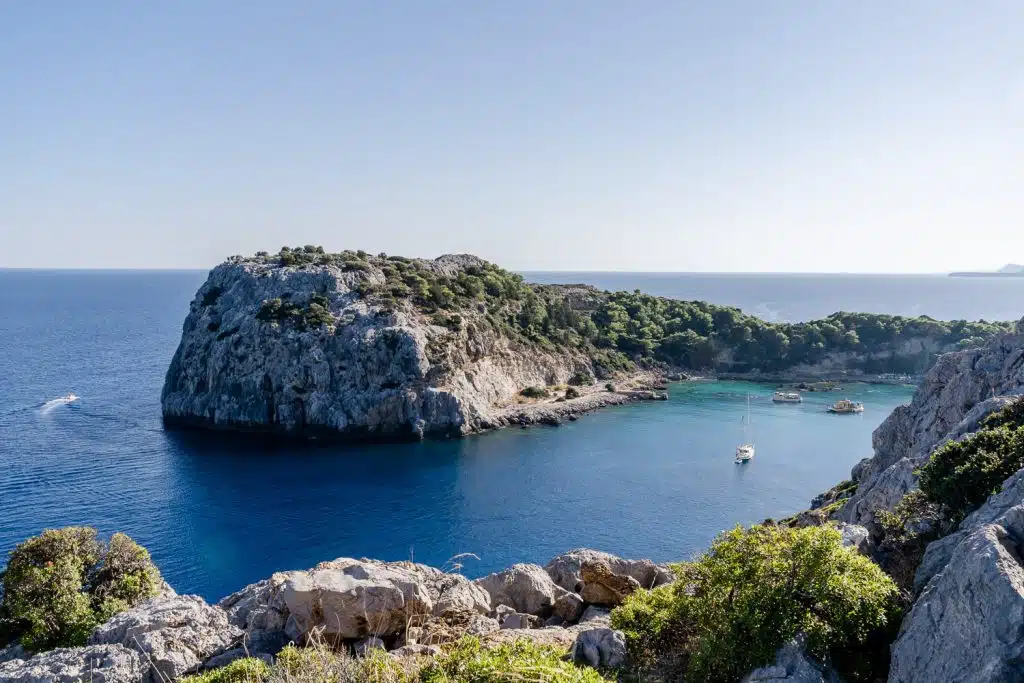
(220, 557, 491, 648)
(579, 561, 642, 606)
(474, 564, 568, 617)
(571, 627, 627, 669)
(89, 594, 241, 683)
(836, 324, 1024, 526)
(160, 253, 664, 441)
(0, 645, 148, 683)
(888, 467, 1024, 683)
(544, 548, 674, 593)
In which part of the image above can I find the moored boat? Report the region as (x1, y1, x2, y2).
(827, 399, 864, 414)
(735, 393, 755, 463)
(772, 391, 802, 403)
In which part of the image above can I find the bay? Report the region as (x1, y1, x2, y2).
(4, 269, 1015, 601)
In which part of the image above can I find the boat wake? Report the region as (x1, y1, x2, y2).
(39, 394, 80, 413)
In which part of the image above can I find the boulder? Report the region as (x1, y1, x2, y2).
(474, 564, 567, 616)
(544, 549, 673, 592)
(89, 594, 241, 683)
(741, 639, 840, 683)
(551, 591, 585, 623)
(0, 645, 148, 683)
(890, 502, 1024, 683)
(498, 613, 542, 630)
(220, 558, 491, 647)
(407, 609, 499, 647)
(579, 561, 642, 606)
(571, 627, 627, 669)
(578, 606, 612, 626)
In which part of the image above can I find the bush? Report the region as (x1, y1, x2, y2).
(186, 638, 609, 683)
(0, 528, 161, 653)
(568, 371, 595, 386)
(610, 524, 901, 683)
(421, 637, 608, 683)
(181, 657, 271, 683)
(605, 382, 616, 392)
(565, 387, 581, 399)
(520, 386, 549, 399)
(918, 422, 1024, 522)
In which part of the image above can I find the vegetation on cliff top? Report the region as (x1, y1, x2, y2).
(0, 527, 161, 653)
(238, 247, 1013, 377)
(610, 523, 901, 683)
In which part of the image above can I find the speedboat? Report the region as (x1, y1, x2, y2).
(827, 399, 863, 414)
(772, 391, 802, 403)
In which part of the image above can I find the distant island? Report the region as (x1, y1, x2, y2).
(949, 263, 1024, 277)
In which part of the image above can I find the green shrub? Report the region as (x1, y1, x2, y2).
(568, 371, 595, 386)
(0, 528, 161, 653)
(565, 387, 581, 399)
(180, 657, 271, 683)
(421, 637, 609, 683)
(604, 382, 616, 392)
(918, 423, 1024, 522)
(875, 490, 945, 592)
(611, 524, 901, 683)
(520, 386, 549, 399)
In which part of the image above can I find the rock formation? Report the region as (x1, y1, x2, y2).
(835, 322, 1024, 526)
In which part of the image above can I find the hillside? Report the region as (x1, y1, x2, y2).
(161, 247, 1013, 439)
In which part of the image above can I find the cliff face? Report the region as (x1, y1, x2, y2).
(161, 255, 596, 440)
(837, 321, 1024, 525)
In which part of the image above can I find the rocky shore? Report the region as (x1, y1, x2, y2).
(0, 549, 670, 683)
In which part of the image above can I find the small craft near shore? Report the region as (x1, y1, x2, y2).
(827, 399, 864, 414)
(772, 390, 802, 404)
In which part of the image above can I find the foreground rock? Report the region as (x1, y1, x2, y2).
(544, 548, 674, 593)
(835, 322, 1024, 526)
(89, 594, 241, 682)
(571, 627, 627, 668)
(889, 468, 1024, 683)
(220, 558, 490, 647)
(474, 564, 569, 617)
(0, 645, 148, 683)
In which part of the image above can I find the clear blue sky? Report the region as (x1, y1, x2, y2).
(2, 2, 1021, 271)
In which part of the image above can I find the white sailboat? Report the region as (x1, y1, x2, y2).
(735, 393, 755, 463)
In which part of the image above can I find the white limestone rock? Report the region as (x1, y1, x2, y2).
(0, 645, 148, 683)
(474, 564, 569, 617)
(89, 595, 240, 683)
(571, 627, 627, 669)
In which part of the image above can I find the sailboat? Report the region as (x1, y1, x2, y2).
(735, 393, 755, 463)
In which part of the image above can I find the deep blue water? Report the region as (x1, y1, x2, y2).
(5, 269, 1021, 602)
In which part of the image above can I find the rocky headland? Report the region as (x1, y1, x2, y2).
(160, 246, 1011, 441)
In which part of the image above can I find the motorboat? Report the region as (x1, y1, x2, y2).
(772, 391, 802, 404)
(827, 399, 864, 414)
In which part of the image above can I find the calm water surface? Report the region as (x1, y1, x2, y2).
(5, 269, 1017, 601)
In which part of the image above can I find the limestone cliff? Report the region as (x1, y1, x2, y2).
(161, 252, 608, 440)
(836, 319, 1024, 525)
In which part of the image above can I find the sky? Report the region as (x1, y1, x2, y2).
(1, 2, 1022, 272)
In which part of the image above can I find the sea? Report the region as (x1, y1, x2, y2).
(2, 270, 1023, 602)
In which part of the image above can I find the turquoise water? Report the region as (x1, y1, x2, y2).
(0, 269, 915, 601)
